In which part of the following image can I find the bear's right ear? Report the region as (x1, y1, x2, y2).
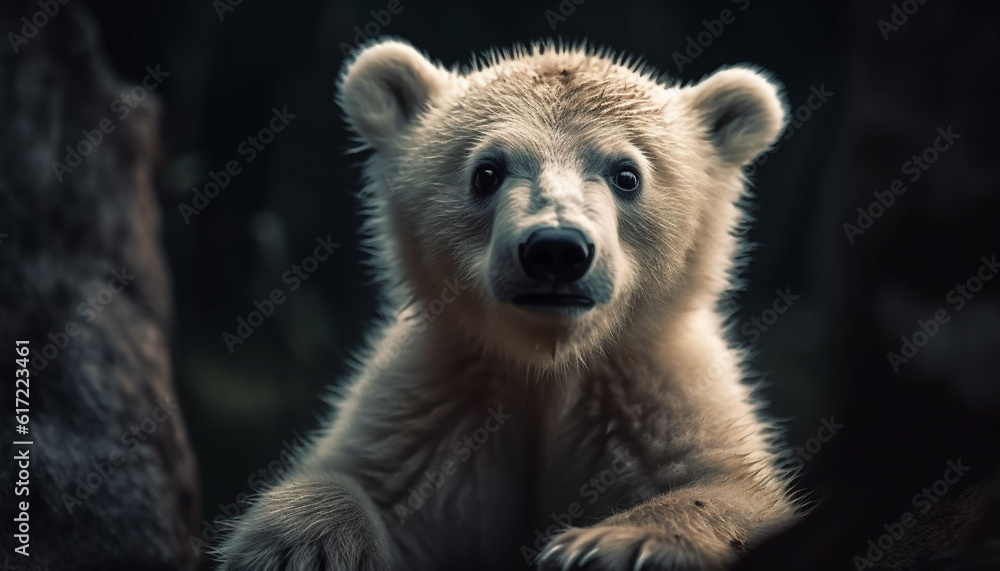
(338, 40, 452, 152)
(681, 66, 787, 167)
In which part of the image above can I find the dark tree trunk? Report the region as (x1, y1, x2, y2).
(0, 4, 198, 570)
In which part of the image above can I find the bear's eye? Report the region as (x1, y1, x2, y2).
(472, 164, 503, 194)
(611, 166, 641, 194)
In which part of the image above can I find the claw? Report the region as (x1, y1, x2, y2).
(633, 540, 653, 571)
(579, 546, 600, 565)
(536, 543, 564, 567)
(561, 546, 581, 571)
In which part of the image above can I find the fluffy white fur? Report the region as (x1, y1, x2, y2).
(217, 39, 795, 571)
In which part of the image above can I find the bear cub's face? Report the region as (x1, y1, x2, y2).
(339, 41, 785, 367)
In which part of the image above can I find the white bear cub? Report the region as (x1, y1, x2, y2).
(218, 39, 796, 571)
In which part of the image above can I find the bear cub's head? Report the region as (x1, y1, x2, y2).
(338, 39, 786, 369)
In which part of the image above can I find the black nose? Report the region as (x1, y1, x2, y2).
(519, 228, 595, 284)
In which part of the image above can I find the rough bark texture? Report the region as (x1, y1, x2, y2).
(0, 4, 198, 571)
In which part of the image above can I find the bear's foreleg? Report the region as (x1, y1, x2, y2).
(537, 479, 791, 571)
(216, 472, 391, 571)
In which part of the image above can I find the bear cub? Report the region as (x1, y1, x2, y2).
(218, 38, 796, 571)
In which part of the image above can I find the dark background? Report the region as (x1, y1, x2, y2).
(34, 0, 1000, 568)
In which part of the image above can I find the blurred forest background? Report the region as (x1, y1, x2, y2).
(4, 0, 998, 568)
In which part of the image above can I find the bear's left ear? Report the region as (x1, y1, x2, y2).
(682, 66, 787, 166)
(338, 40, 453, 152)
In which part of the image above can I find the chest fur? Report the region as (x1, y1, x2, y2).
(354, 373, 651, 569)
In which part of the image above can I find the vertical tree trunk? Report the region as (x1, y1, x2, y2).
(0, 4, 198, 570)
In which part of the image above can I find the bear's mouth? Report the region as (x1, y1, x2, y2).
(511, 293, 595, 311)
